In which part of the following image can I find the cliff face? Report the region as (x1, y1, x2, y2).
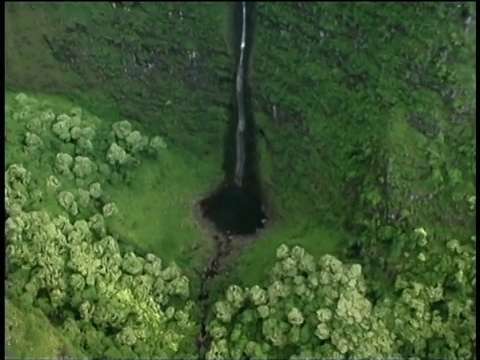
(6, 0, 476, 284)
(5, 2, 476, 358)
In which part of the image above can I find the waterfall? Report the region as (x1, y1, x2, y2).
(234, 1, 247, 187)
(199, 1, 267, 237)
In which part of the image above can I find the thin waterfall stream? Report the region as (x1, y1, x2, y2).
(234, 1, 247, 187)
(196, 2, 268, 356)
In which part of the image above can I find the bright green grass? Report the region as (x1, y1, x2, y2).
(106, 150, 221, 274)
(5, 298, 85, 359)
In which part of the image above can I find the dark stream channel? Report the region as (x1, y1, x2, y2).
(197, 2, 267, 356)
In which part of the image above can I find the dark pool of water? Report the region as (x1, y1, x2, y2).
(200, 182, 266, 235)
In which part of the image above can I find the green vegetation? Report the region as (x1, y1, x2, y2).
(5, 2, 475, 359)
(5, 92, 211, 358)
(206, 230, 475, 358)
(240, 1, 476, 286)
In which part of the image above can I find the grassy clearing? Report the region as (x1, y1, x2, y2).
(106, 151, 221, 272)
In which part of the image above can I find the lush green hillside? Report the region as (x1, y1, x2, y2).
(5, 2, 475, 359)
(236, 1, 476, 286)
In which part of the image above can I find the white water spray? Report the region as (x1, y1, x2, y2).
(234, 1, 247, 187)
